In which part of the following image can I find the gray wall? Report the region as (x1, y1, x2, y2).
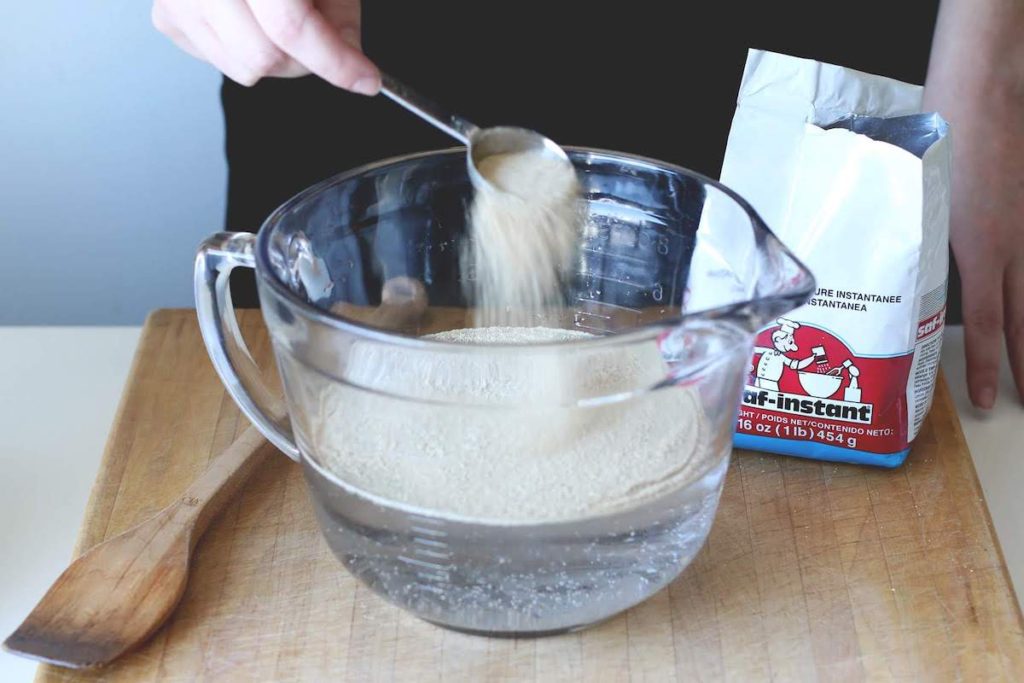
(1, 1, 226, 324)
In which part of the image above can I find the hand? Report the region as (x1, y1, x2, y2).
(152, 0, 380, 94)
(943, 105, 1024, 409)
(925, 0, 1024, 409)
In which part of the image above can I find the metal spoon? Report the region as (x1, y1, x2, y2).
(380, 73, 572, 190)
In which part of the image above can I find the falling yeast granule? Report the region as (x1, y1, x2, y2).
(467, 151, 582, 327)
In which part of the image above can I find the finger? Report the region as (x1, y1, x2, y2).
(204, 0, 307, 82)
(159, 24, 205, 62)
(317, 0, 362, 51)
(960, 266, 1004, 409)
(1005, 259, 1024, 402)
(187, 19, 258, 86)
(247, 0, 380, 94)
(154, 0, 256, 86)
(152, 1, 203, 61)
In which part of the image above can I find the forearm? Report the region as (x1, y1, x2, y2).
(793, 357, 815, 371)
(924, 0, 1024, 109)
(923, 0, 1024, 249)
(923, 0, 1024, 248)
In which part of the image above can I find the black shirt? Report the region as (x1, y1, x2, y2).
(222, 2, 940, 306)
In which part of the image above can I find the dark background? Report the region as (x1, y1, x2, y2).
(222, 1, 959, 317)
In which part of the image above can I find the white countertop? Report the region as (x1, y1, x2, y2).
(0, 324, 1020, 681)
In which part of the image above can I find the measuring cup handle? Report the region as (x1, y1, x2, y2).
(194, 232, 300, 461)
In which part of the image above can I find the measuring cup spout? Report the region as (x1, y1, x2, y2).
(748, 231, 816, 330)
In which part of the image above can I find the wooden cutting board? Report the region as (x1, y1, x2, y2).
(37, 309, 1024, 682)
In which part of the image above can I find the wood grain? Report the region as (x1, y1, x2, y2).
(36, 309, 1024, 682)
(6, 424, 274, 669)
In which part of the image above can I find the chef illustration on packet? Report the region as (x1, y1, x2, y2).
(750, 318, 824, 391)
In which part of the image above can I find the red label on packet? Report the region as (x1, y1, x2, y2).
(736, 323, 913, 454)
(917, 308, 946, 341)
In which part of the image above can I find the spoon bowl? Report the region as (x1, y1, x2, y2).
(466, 125, 571, 190)
(379, 74, 572, 190)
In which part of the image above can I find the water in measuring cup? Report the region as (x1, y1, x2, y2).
(302, 450, 728, 634)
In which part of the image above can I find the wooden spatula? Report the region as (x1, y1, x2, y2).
(3, 424, 276, 669)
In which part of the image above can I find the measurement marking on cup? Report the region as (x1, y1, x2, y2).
(413, 547, 450, 560)
(590, 273, 650, 289)
(574, 299, 643, 333)
(575, 298, 643, 314)
(399, 554, 451, 583)
(582, 247, 647, 265)
(412, 537, 448, 548)
(399, 555, 449, 571)
(409, 525, 447, 538)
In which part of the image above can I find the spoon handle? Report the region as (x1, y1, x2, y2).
(380, 73, 479, 144)
(181, 425, 277, 545)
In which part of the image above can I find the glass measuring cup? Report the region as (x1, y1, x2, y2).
(194, 148, 814, 634)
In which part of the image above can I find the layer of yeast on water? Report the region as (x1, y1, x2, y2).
(469, 150, 582, 328)
(312, 326, 710, 525)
